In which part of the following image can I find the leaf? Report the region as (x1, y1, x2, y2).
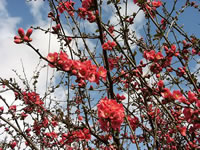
(153, 32, 164, 41)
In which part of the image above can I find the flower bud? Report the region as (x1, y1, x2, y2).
(18, 28, 25, 38)
(14, 35, 21, 40)
(26, 28, 33, 37)
(14, 39, 23, 44)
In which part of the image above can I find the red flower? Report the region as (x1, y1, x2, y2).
(157, 80, 164, 88)
(88, 72, 99, 84)
(0, 106, 4, 113)
(82, 0, 93, 10)
(161, 88, 172, 99)
(97, 97, 125, 131)
(144, 50, 155, 61)
(58, 1, 75, 16)
(102, 43, 110, 50)
(10, 141, 17, 149)
(183, 108, 193, 122)
(151, 1, 162, 8)
(155, 52, 164, 61)
(98, 66, 107, 80)
(116, 94, 126, 101)
(128, 116, 139, 131)
(9, 105, 16, 112)
(177, 126, 187, 136)
(102, 40, 117, 50)
(188, 91, 198, 103)
(21, 112, 28, 120)
(172, 90, 183, 100)
(47, 52, 58, 68)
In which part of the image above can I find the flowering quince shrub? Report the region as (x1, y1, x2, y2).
(0, 0, 200, 149)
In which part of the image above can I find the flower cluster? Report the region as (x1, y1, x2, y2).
(58, 0, 75, 16)
(14, 28, 33, 44)
(127, 116, 139, 131)
(143, 44, 180, 74)
(134, 0, 162, 18)
(47, 51, 107, 86)
(97, 97, 125, 131)
(144, 50, 164, 62)
(22, 91, 44, 106)
(78, 0, 97, 23)
(60, 128, 91, 145)
(52, 24, 61, 34)
(102, 40, 117, 50)
(21, 91, 44, 114)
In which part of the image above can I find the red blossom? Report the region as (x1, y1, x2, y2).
(9, 105, 16, 111)
(0, 106, 4, 113)
(188, 91, 198, 103)
(102, 40, 117, 50)
(172, 90, 183, 100)
(128, 116, 139, 131)
(58, 1, 75, 16)
(151, 0, 162, 7)
(161, 88, 173, 100)
(98, 66, 107, 81)
(10, 141, 17, 149)
(177, 126, 187, 136)
(97, 97, 125, 131)
(157, 80, 164, 88)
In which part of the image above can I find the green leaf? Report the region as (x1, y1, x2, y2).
(153, 32, 164, 41)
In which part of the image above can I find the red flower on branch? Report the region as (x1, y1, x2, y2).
(97, 97, 125, 131)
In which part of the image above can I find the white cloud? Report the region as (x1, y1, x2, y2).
(109, 2, 145, 33)
(26, 0, 45, 25)
(0, 0, 62, 98)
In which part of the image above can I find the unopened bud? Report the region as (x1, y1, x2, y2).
(26, 28, 33, 37)
(18, 28, 25, 38)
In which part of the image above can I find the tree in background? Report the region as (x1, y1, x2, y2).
(0, 0, 200, 149)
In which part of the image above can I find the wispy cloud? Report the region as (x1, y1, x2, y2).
(26, 0, 46, 25)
